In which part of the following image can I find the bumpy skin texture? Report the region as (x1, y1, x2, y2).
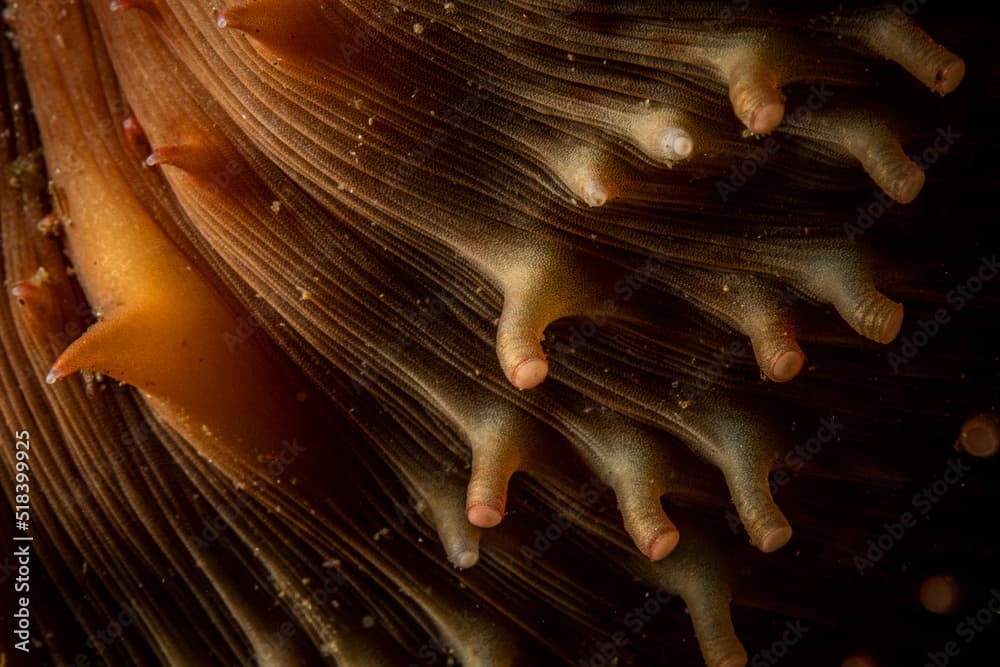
(0, 1, 998, 666)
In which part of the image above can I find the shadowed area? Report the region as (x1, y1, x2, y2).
(1, 1, 998, 666)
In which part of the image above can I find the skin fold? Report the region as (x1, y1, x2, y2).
(0, 1, 998, 666)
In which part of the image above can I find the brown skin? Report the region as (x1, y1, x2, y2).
(1, 1, 984, 665)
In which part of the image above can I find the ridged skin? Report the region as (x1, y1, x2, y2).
(1, 1, 998, 666)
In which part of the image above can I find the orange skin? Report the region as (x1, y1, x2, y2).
(15, 0, 313, 487)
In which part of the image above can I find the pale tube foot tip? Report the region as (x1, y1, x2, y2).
(109, 0, 155, 15)
(452, 549, 479, 570)
(467, 503, 503, 529)
(716, 655, 748, 667)
(890, 165, 925, 204)
(671, 134, 694, 159)
(769, 350, 804, 383)
(646, 526, 680, 561)
(749, 101, 784, 135)
(934, 58, 965, 95)
(144, 149, 166, 167)
(879, 302, 905, 344)
(580, 181, 609, 208)
(510, 357, 548, 390)
(660, 129, 694, 160)
(757, 523, 792, 553)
